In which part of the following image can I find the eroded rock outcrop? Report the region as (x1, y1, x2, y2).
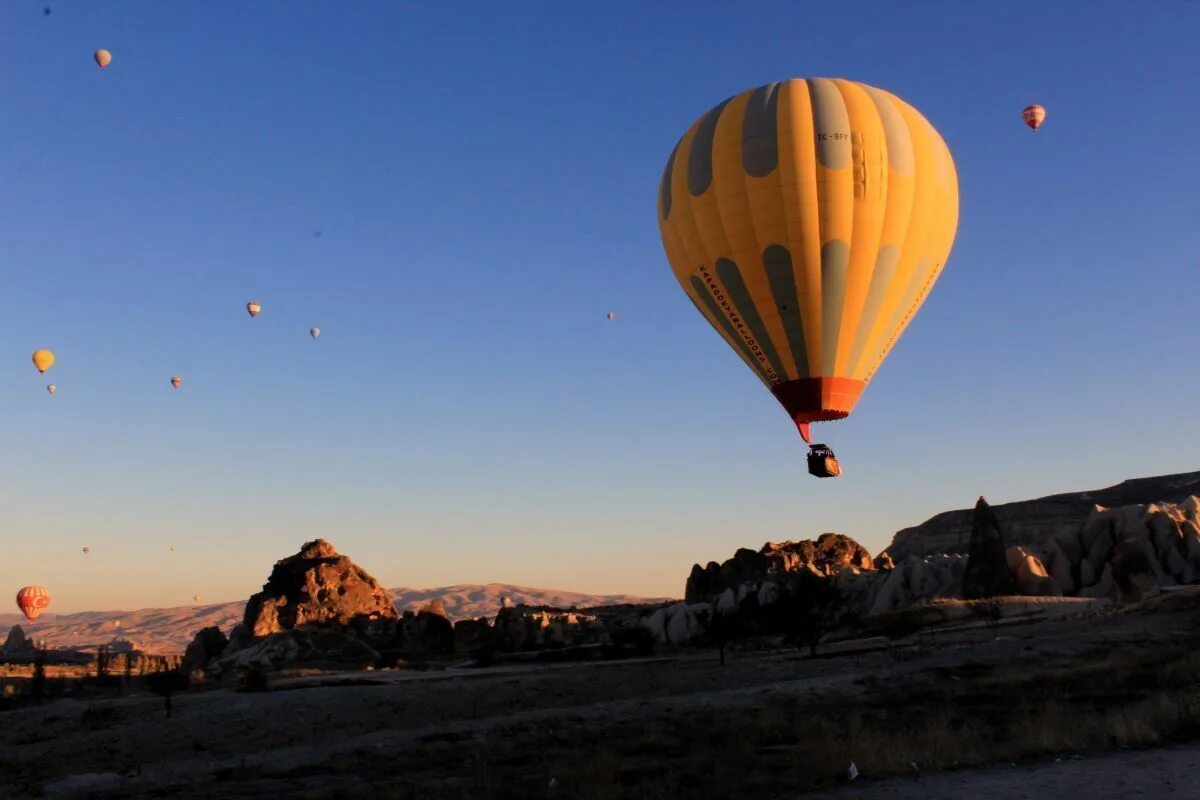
(181, 626, 228, 674)
(885, 471, 1200, 562)
(2, 625, 34, 655)
(241, 539, 398, 637)
(686, 534, 873, 603)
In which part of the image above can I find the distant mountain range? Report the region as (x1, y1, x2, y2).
(0, 584, 670, 655)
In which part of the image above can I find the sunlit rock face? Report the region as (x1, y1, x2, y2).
(241, 539, 399, 637)
(1066, 497, 1200, 602)
(685, 534, 874, 604)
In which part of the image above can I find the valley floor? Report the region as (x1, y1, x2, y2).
(4, 589, 1200, 799)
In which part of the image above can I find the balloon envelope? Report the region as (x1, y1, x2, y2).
(1022, 104, 1046, 131)
(82, 546, 90, 554)
(32, 350, 55, 373)
(246, 301, 261, 317)
(94, 49, 111, 68)
(171, 376, 182, 389)
(47, 384, 56, 394)
(310, 327, 320, 339)
(658, 78, 959, 440)
(606, 313, 615, 320)
(16, 586, 51, 622)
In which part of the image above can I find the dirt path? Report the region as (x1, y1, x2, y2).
(801, 744, 1200, 799)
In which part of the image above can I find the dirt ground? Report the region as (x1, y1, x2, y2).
(803, 743, 1200, 799)
(3, 591, 1200, 799)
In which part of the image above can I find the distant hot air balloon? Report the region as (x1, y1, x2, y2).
(94, 49, 111, 69)
(606, 313, 615, 320)
(32, 350, 55, 373)
(1022, 104, 1046, 131)
(82, 546, 90, 554)
(47, 384, 56, 395)
(310, 327, 320, 339)
(192, 595, 202, 603)
(658, 79, 958, 476)
(246, 300, 262, 318)
(171, 376, 182, 389)
(169, 546, 176, 553)
(16, 586, 51, 623)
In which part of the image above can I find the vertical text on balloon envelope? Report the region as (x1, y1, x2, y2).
(696, 264, 780, 385)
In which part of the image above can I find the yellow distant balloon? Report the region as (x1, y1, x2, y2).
(658, 78, 958, 444)
(94, 49, 112, 69)
(32, 350, 55, 373)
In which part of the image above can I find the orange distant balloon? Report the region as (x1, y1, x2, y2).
(94, 49, 112, 69)
(16, 586, 51, 623)
(171, 376, 182, 389)
(32, 350, 55, 373)
(1022, 104, 1046, 131)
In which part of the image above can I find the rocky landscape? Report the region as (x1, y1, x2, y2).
(4, 469, 1200, 799)
(0, 584, 665, 655)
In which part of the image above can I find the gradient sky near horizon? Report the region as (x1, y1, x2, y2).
(2, 2, 1198, 613)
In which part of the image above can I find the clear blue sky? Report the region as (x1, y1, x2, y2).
(2, 2, 1198, 613)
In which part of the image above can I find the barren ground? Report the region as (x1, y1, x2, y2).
(3, 590, 1200, 799)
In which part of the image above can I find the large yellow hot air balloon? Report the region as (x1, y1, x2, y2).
(32, 350, 55, 373)
(657, 79, 958, 471)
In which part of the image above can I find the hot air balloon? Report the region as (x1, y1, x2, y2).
(658, 79, 959, 477)
(94, 49, 111, 69)
(47, 384, 56, 395)
(246, 301, 262, 318)
(192, 595, 202, 603)
(171, 376, 182, 389)
(310, 327, 320, 339)
(32, 350, 55, 373)
(1022, 104, 1046, 131)
(606, 313, 616, 320)
(169, 546, 176, 553)
(16, 586, 51, 622)
(82, 546, 90, 554)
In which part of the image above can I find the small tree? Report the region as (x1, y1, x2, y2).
(31, 645, 47, 703)
(706, 610, 734, 667)
(146, 668, 190, 719)
(785, 571, 852, 658)
(95, 645, 112, 687)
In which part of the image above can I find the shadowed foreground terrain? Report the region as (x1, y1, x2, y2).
(4, 590, 1200, 799)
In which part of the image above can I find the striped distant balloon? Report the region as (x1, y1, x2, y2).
(1022, 104, 1046, 131)
(658, 79, 959, 447)
(16, 585, 51, 623)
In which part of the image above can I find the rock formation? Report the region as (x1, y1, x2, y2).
(491, 606, 603, 651)
(240, 538, 398, 638)
(2, 625, 34, 655)
(686, 534, 874, 603)
(181, 626, 228, 674)
(963, 497, 1015, 599)
(885, 471, 1200, 562)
